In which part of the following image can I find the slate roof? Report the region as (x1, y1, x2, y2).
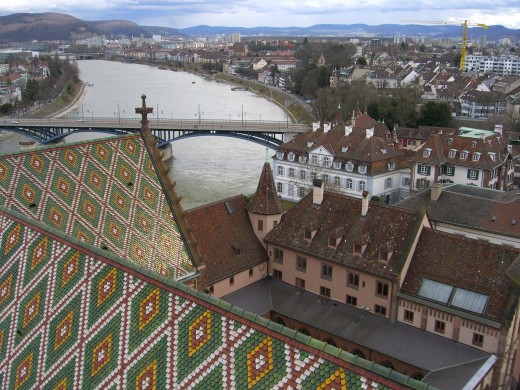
(246, 162, 285, 215)
(396, 126, 456, 141)
(265, 191, 425, 278)
(397, 185, 520, 239)
(400, 228, 520, 322)
(185, 195, 268, 287)
(224, 278, 491, 372)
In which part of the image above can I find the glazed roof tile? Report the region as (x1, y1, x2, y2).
(0, 134, 196, 280)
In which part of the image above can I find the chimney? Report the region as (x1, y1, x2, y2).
(312, 179, 324, 206)
(312, 122, 320, 132)
(430, 183, 443, 201)
(352, 110, 356, 127)
(494, 124, 503, 135)
(366, 127, 374, 139)
(361, 190, 369, 216)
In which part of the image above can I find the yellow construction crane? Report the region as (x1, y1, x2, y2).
(401, 20, 488, 71)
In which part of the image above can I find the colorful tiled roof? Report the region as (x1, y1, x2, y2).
(0, 134, 196, 280)
(0, 209, 428, 389)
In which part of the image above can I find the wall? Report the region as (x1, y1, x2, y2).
(210, 262, 267, 298)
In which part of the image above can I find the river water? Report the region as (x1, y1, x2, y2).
(1, 60, 288, 209)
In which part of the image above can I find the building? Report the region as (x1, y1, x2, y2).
(273, 111, 411, 204)
(408, 126, 518, 191)
(465, 55, 520, 76)
(0, 96, 428, 389)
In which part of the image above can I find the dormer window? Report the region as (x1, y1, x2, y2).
(346, 161, 354, 172)
(353, 244, 363, 255)
(387, 162, 395, 171)
(307, 141, 314, 148)
(287, 152, 295, 162)
(329, 237, 339, 248)
(472, 153, 480, 161)
(380, 148, 387, 154)
(341, 146, 349, 152)
(276, 151, 284, 159)
(471, 141, 477, 147)
(333, 161, 341, 169)
(322, 157, 331, 167)
(304, 229, 317, 241)
(299, 155, 307, 163)
(358, 165, 367, 174)
(379, 251, 391, 262)
(448, 149, 457, 158)
(311, 155, 318, 165)
(448, 138, 453, 145)
(423, 148, 432, 157)
(460, 151, 468, 160)
(488, 153, 496, 161)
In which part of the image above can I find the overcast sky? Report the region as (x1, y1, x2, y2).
(2, 0, 520, 30)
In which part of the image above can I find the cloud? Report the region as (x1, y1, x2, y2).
(1, 0, 519, 28)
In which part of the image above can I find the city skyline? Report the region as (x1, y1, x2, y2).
(2, 0, 520, 30)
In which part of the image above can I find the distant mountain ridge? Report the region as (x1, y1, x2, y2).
(0, 12, 518, 42)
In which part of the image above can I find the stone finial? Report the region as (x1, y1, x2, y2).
(135, 94, 154, 130)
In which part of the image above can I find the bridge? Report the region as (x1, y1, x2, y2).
(1, 117, 309, 147)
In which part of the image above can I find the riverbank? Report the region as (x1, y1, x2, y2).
(26, 81, 85, 119)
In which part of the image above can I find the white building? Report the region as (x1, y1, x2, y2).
(465, 55, 520, 76)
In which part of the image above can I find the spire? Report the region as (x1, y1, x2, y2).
(246, 162, 286, 215)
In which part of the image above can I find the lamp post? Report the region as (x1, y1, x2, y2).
(241, 105, 244, 126)
(117, 103, 120, 124)
(198, 104, 201, 125)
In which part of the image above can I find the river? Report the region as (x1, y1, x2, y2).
(1, 60, 288, 210)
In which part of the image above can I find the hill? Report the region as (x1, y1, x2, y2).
(0, 13, 518, 42)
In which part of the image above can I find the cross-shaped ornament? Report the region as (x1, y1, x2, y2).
(135, 94, 153, 128)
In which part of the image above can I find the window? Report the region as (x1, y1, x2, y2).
(273, 269, 282, 279)
(353, 244, 362, 255)
(472, 153, 480, 161)
(299, 155, 307, 163)
(404, 310, 414, 323)
(347, 272, 359, 289)
(274, 248, 284, 263)
(376, 282, 389, 297)
(423, 148, 431, 157)
(320, 286, 331, 298)
(277, 166, 284, 176)
(304, 230, 312, 240)
(329, 237, 338, 247)
(416, 178, 430, 189)
(323, 157, 330, 167)
(249, 268, 254, 277)
(229, 276, 234, 286)
(448, 149, 456, 158)
(258, 220, 263, 231)
(273, 221, 278, 227)
(358, 181, 366, 192)
(384, 177, 392, 189)
(276, 151, 284, 159)
(434, 320, 445, 334)
(321, 264, 333, 280)
(276, 182, 283, 193)
(295, 277, 305, 289)
(298, 187, 306, 198)
(333, 161, 341, 169)
(467, 169, 479, 180)
(346, 161, 354, 172)
(346, 178, 353, 189)
(418, 164, 431, 176)
(387, 162, 395, 171)
(402, 177, 410, 187)
(446, 165, 455, 176)
(375, 305, 387, 316)
(296, 256, 307, 272)
(460, 151, 468, 160)
(346, 295, 357, 306)
(322, 174, 329, 184)
(448, 138, 453, 145)
(311, 155, 318, 165)
(473, 333, 484, 347)
(488, 153, 496, 161)
(334, 176, 341, 187)
(289, 168, 295, 178)
(379, 251, 389, 262)
(287, 152, 295, 162)
(358, 165, 367, 174)
(299, 170, 306, 180)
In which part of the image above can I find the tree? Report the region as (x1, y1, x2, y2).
(419, 101, 453, 127)
(356, 57, 368, 66)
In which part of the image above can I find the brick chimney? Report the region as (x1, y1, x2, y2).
(313, 179, 324, 206)
(361, 190, 369, 216)
(430, 183, 443, 201)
